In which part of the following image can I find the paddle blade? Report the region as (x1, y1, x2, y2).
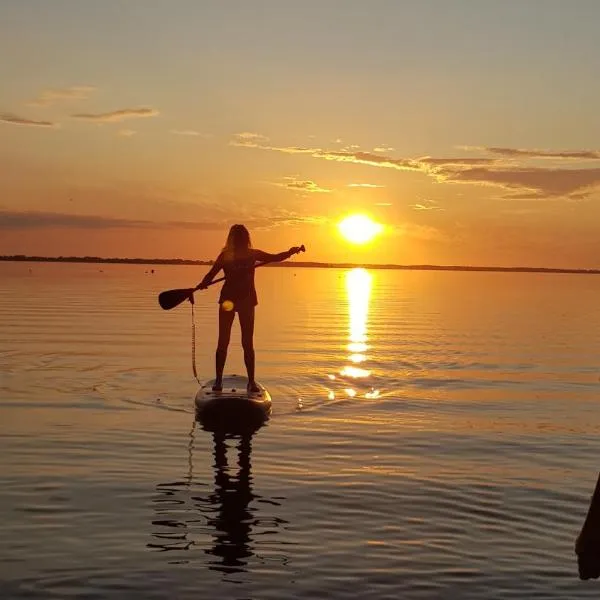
(158, 287, 195, 310)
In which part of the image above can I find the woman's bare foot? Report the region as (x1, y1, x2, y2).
(212, 380, 223, 392)
(247, 381, 260, 393)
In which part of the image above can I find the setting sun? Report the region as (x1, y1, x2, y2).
(338, 215, 383, 245)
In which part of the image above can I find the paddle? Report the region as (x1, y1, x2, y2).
(158, 245, 305, 310)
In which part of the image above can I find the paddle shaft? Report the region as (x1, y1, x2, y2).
(194, 245, 305, 290)
(158, 245, 305, 310)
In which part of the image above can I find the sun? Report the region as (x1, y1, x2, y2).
(338, 214, 383, 244)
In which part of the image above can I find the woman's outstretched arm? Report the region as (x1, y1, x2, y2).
(196, 253, 224, 289)
(253, 246, 303, 264)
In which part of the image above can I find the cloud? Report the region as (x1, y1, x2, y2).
(410, 200, 444, 211)
(233, 133, 600, 199)
(281, 147, 423, 172)
(347, 183, 385, 188)
(374, 146, 395, 152)
(480, 146, 600, 160)
(170, 129, 211, 137)
(442, 166, 600, 198)
(0, 208, 323, 233)
(28, 85, 95, 107)
(117, 129, 136, 137)
(0, 210, 148, 230)
(231, 132, 270, 146)
(277, 177, 331, 193)
(71, 107, 159, 123)
(231, 133, 498, 174)
(0, 113, 57, 128)
(417, 156, 499, 167)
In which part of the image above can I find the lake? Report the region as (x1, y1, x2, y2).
(1, 261, 599, 599)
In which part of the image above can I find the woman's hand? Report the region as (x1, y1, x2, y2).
(288, 245, 305, 256)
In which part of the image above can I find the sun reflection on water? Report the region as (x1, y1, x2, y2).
(347, 268, 371, 362)
(325, 268, 381, 400)
(340, 366, 370, 378)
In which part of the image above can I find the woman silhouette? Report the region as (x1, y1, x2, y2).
(197, 224, 302, 392)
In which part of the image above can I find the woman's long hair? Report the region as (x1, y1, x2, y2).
(223, 224, 252, 260)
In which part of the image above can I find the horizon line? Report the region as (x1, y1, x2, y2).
(1, 254, 599, 275)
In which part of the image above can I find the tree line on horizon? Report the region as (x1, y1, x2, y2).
(1, 254, 599, 274)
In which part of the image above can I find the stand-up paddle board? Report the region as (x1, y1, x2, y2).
(194, 374, 272, 434)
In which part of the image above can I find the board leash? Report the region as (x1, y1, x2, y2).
(191, 301, 201, 384)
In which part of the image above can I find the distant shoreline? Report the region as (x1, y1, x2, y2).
(1, 255, 599, 275)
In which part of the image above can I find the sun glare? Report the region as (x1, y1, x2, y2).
(338, 214, 383, 244)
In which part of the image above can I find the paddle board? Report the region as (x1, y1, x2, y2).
(194, 374, 272, 433)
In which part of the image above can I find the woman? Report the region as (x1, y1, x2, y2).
(197, 224, 303, 392)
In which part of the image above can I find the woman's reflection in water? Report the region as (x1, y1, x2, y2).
(149, 416, 288, 577)
(205, 430, 255, 573)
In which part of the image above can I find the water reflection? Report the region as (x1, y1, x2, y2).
(328, 268, 381, 399)
(204, 431, 255, 573)
(346, 268, 371, 372)
(148, 421, 288, 575)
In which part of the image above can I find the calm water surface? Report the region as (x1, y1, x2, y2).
(1, 261, 599, 599)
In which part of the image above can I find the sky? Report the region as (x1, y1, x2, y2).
(1, 0, 600, 268)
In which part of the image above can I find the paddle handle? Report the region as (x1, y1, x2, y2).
(194, 245, 305, 291)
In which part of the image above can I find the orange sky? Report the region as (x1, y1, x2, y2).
(1, 1, 600, 268)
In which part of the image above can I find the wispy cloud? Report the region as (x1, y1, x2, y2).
(410, 199, 444, 211)
(0, 210, 148, 230)
(417, 156, 498, 167)
(233, 136, 421, 171)
(28, 85, 95, 107)
(0, 210, 252, 232)
(374, 146, 395, 153)
(0, 113, 57, 128)
(170, 129, 211, 137)
(0, 207, 325, 233)
(231, 132, 270, 146)
(231, 133, 499, 173)
(117, 129, 136, 137)
(442, 167, 600, 198)
(348, 183, 385, 188)
(275, 177, 331, 193)
(233, 133, 600, 200)
(71, 107, 159, 123)
(470, 146, 600, 160)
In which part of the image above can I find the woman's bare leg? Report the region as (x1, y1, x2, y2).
(215, 305, 235, 390)
(238, 305, 259, 391)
